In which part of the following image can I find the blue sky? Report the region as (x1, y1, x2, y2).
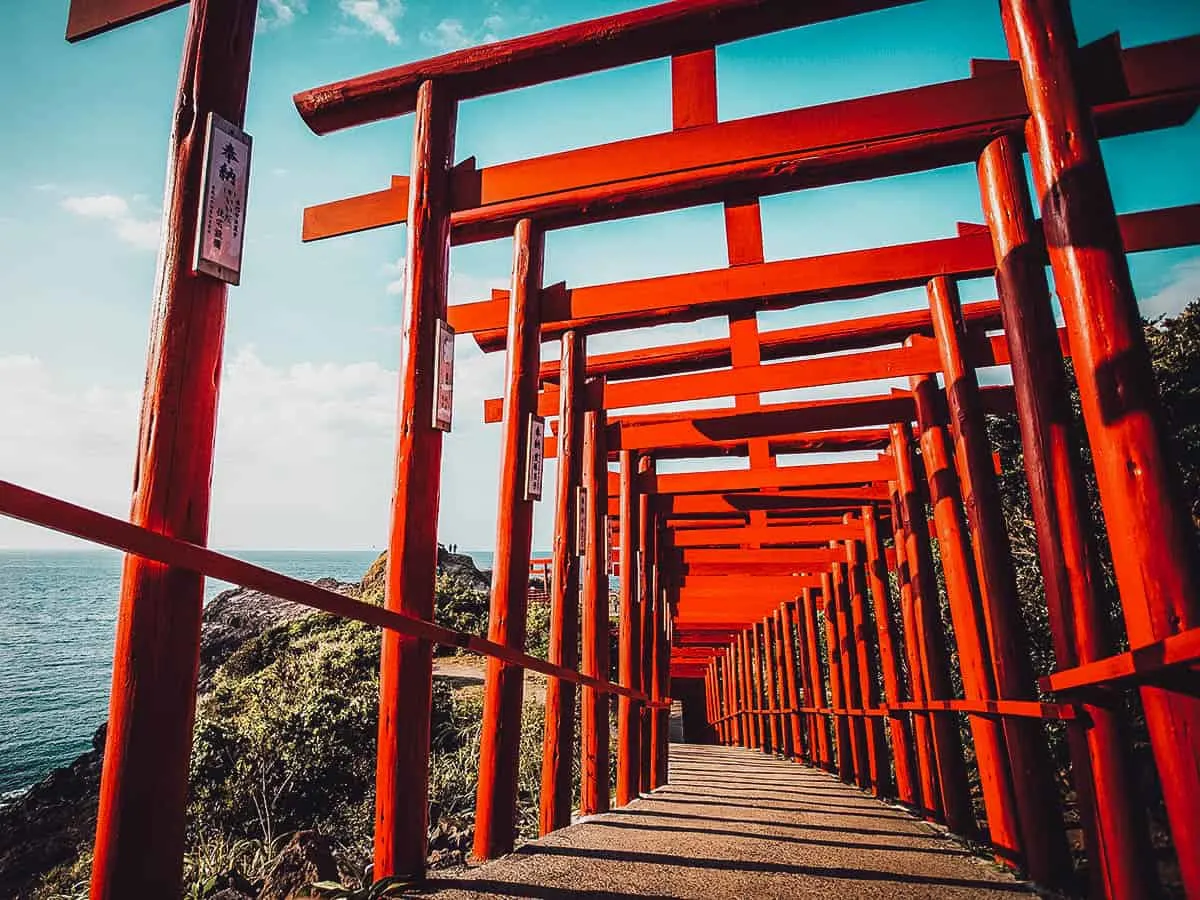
(1, 0, 1198, 550)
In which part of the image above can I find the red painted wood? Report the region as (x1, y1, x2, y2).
(89, 2, 255, 895)
(752, 623, 772, 752)
(738, 632, 756, 748)
(649, 460, 893, 498)
(763, 617, 784, 753)
(822, 573, 853, 782)
(539, 331, 585, 836)
(779, 603, 805, 759)
(295, 0, 917, 133)
(979, 134, 1154, 898)
(929, 276, 1071, 886)
(616, 449, 642, 806)
(66, 0, 186, 40)
(862, 506, 917, 806)
(652, 524, 670, 785)
(832, 562, 870, 787)
(474, 219, 545, 861)
(846, 523, 891, 797)
(802, 588, 832, 769)
(491, 337, 945, 421)
(580, 400, 611, 816)
(538, 302, 1004, 386)
(302, 37, 1200, 245)
(910, 374, 1023, 865)
(638, 456, 656, 791)
(373, 79, 459, 882)
(890, 426, 977, 837)
(1003, 4, 1200, 893)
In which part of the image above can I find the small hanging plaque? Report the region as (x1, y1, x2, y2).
(525, 414, 546, 501)
(575, 486, 588, 557)
(433, 319, 455, 432)
(194, 112, 252, 285)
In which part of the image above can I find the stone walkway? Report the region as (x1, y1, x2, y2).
(421, 743, 1033, 899)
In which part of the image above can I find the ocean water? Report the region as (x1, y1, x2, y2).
(0, 548, 396, 800)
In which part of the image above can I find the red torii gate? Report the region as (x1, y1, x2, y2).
(3, 2, 1195, 898)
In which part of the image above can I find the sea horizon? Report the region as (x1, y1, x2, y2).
(0, 546, 518, 800)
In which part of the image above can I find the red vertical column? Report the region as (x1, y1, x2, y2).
(474, 219, 545, 860)
(754, 622, 773, 753)
(845, 526, 889, 796)
(764, 616, 785, 755)
(822, 573, 853, 783)
(779, 605, 805, 760)
(580, 399, 610, 816)
(651, 547, 670, 786)
(370, 78, 459, 883)
(802, 587, 831, 769)
(887, 499, 938, 819)
(1000, 7, 1200, 887)
(981, 127, 1162, 897)
(863, 506, 916, 806)
(725, 646, 742, 746)
(929, 276, 1071, 886)
(539, 330, 586, 836)
(891, 425, 977, 837)
(785, 601, 813, 763)
(736, 633, 752, 748)
(743, 629, 762, 750)
(637, 460, 655, 791)
(90, 3, 257, 896)
(910, 373, 1021, 864)
(832, 562, 868, 787)
(616, 450, 642, 806)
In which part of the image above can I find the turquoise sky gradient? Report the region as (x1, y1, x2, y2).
(1, 0, 1198, 550)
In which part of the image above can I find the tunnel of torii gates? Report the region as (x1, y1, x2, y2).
(5, 1, 1200, 899)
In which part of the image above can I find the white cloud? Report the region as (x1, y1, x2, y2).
(0, 344, 513, 551)
(420, 10, 510, 51)
(339, 0, 405, 45)
(61, 193, 160, 251)
(257, 0, 307, 31)
(420, 18, 473, 50)
(1142, 257, 1200, 319)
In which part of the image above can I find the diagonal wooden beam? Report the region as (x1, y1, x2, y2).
(299, 38, 1199, 245)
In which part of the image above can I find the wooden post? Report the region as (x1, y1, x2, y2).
(764, 616, 784, 755)
(832, 562, 869, 787)
(654, 552, 671, 785)
(891, 426, 977, 837)
(785, 601, 812, 763)
(910, 373, 1022, 864)
(802, 586, 832, 769)
(616, 449, 642, 806)
(822, 573, 853, 783)
(1002, 7, 1200, 886)
(928, 276, 1072, 885)
(539, 331, 585, 836)
(473, 219, 544, 860)
(887, 501, 937, 818)
(863, 506, 917, 806)
(742, 629, 761, 749)
(845, 524, 890, 796)
(580, 398, 610, 816)
(779, 605, 805, 759)
(724, 647, 741, 746)
(89, 2, 256, 896)
(983, 118, 1169, 900)
(753, 621, 772, 753)
(638, 458, 655, 791)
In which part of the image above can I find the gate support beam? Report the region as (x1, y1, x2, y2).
(90, 3, 257, 896)
(928, 276, 1071, 886)
(979, 132, 1154, 897)
(863, 506, 916, 806)
(617, 449, 642, 805)
(539, 330, 585, 835)
(372, 77, 459, 883)
(474, 218, 544, 860)
(846, 527, 889, 796)
(580, 397, 611, 816)
(890, 427, 977, 837)
(1002, 3, 1200, 893)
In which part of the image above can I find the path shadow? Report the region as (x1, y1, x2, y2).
(515, 845, 1030, 892)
